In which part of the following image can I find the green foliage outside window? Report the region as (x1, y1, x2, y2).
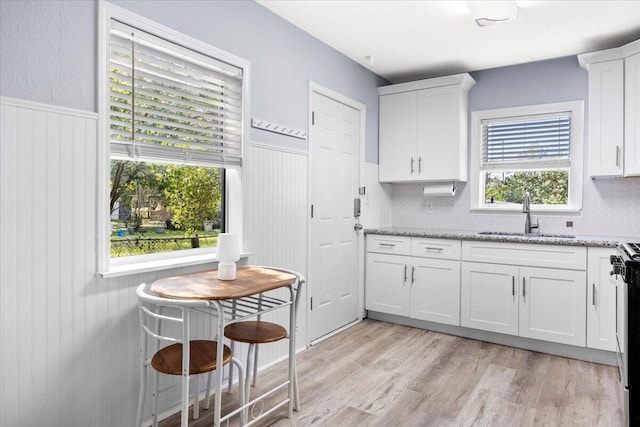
(484, 170, 569, 206)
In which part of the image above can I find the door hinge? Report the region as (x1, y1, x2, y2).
(312, 111, 315, 126)
(311, 204, 314, 218)
(310, 297, 313, 310)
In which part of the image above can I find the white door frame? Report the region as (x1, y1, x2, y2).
(307, 82, 367, 346)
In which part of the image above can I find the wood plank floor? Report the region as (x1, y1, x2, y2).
(159, 319, 624, 427)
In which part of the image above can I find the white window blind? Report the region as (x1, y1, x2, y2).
(108, 19, 243, 167)
(481, 113, 571, 166)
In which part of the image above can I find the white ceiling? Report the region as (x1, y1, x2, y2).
(257, 0, 640, 83)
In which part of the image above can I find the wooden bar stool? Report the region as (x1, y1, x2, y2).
(136, 284, 245, 427)
(225, 320, 296, 405)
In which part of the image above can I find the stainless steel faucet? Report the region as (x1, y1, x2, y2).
(522, 192, 539, 234)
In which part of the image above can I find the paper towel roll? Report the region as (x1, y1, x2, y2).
(423, 182, 456, 197)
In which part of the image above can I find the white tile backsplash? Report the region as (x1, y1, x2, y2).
(391, 177, 640, 238)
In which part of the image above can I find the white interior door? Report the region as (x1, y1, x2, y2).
(308, 90, 361, 342)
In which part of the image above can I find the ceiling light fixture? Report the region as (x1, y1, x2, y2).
(465, 0, 519, 27)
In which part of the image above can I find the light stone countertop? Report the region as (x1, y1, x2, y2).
(364, 226, 636, 248)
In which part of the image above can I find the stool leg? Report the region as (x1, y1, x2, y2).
(293, 358, 300, 411)
(227, 340, 235, 393)
(204, 370, 213, 410)
(152, 371, 160, 427)
(252, 344, 259, 387)
(246, 343, 255, 404)
(231, 357, 246, 425)
(192, 375, 200, 420)
(136, 364, 147, 426)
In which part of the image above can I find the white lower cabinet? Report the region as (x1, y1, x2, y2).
(365, 252, 410, 316)
(461, 262, 587, 347)
(366, 236, 461, 325)
(460, 262, 519, 335)
(410, 258, 460, 326)
(519, 266, 586, 346)
(587, 247, 617, 351)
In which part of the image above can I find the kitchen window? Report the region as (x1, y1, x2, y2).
(98, 3, 249, 275)
(469, 101, 584, 213)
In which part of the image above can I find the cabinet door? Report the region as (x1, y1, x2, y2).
(416, 85, 466, 181)
(378, 91, 416, 182)
(587, 248, 617, 351)
(625, 52, 640, 176)
(410, 258, 460, 326)
(365, 253, 410, 316)
(519, 267, 586, 346)
(587, 59, 624, 177)
(461, 262, 519, 336)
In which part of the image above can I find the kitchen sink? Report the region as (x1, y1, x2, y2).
(478, 231, 576, 239)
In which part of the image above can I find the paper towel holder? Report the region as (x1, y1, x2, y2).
(423, 182, 457, 197)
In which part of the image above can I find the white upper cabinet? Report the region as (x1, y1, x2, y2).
(378, 74, 475, 183)
(625, 52, 640, 176)
(378, 91, 417, 182)
(579, 39, 640, 177)
(584, 60, 625, 177)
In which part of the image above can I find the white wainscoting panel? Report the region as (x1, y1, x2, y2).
(242, 142, 309, 362)
(1, 98, 98, 427)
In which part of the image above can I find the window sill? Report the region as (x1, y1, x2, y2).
(470, 207, 582, 216)
(97, 251, 252, 278)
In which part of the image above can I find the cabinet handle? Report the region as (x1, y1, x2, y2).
(592, 283, 596, 306)
(423, 247, 444, 253)
(616, 146, 621, 167)
(512, 276, 515, 296)
(404, 264, 407, 283)
(522, 277, 526, 298)
(410, 157, 414, 174)
(411, 266, 415, 284)
(418, 156, 422, 173)
(379, 243, 396, 247)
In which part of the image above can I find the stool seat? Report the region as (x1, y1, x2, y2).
(224, 321, 287, 344)
(151, 340, 232, 375)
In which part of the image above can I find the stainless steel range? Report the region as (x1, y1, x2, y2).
(611, 243, 640, 426)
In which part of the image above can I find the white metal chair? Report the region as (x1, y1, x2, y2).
(135, 283, 245, 427)
(225, 267, 305, 412)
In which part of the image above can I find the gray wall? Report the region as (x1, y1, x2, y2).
(392, 56, 640, 238)
(0, 0, 388, 161)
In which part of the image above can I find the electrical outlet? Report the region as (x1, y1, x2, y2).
(566, 220, 573, 228)
(426, 203, 433, 213)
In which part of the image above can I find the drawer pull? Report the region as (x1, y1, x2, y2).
(379, 243, 396, 247)
(423, 247, 444, 253)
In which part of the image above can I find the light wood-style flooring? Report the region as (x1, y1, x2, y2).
(159, 319, 623, 426)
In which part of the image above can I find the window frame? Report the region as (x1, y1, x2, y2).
(469, 101, 584, 214)
(97, 2, 249, 276)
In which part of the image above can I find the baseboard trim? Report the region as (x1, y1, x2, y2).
(367, 311, 617, 366)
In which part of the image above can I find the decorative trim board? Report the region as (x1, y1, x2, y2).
(251, 118, 307, 140)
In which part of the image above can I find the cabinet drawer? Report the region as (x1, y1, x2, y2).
(366, 235, 411, 255)
(411, 238, 461, 260)
(462, 241, 587, 270)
